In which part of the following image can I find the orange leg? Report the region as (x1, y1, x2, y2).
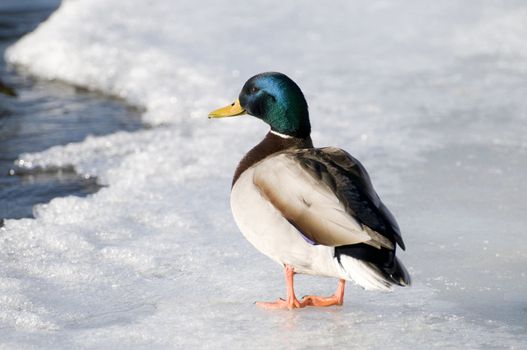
(255, 265, 307, 310)
(301, 279, 346, 307)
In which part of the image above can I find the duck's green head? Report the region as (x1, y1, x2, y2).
(209, 72, 310, 138)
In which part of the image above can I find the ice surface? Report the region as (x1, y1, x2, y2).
(3, 0, 527, 348)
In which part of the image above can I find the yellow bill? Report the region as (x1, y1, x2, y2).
(208, 99, 246, 118)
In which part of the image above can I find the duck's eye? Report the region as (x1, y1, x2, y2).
(250, 86, 259, 94)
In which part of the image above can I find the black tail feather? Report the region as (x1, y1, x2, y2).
(389, 256, 411, 286)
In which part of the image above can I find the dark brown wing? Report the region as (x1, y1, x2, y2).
(252, 147, 402, 250)
(294, 147, 405, 250)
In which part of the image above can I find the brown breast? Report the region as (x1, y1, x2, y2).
(232, 131, 313, 187)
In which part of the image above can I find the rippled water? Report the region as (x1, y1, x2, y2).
(0, 0, 142, 221)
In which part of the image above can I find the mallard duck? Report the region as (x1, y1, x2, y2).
(209, 72, 410, 309)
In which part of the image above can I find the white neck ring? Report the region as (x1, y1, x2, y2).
(270, 130, 293, 139)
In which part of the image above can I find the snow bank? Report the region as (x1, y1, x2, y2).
(3, 0, 527, 348)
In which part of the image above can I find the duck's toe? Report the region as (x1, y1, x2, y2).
(255, 297, 307, 310)
(300, 295, 343, 307)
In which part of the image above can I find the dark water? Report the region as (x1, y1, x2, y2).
(0, 1, 143, 221)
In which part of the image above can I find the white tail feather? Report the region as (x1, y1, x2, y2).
(335, 255, 393, 291)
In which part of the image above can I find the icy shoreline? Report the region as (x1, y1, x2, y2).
(2, 0, 527, 348)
